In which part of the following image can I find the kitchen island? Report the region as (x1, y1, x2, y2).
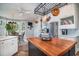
(0, 36, 18, 56)
(28, 37, 77, 56)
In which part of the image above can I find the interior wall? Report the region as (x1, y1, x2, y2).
(0, 19, 34, 37)
(33, 4, 79, 38)
(0, 19, 6, 36)
(47, 3, 79, 38)
(33, 19, 41, 37)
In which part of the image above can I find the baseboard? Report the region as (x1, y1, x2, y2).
(12, 51, 19, 56)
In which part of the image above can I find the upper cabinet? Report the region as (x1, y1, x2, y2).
(59, 4, 79, 29)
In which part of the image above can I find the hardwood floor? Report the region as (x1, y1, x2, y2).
(15, 44, 28, 56)
(76, 51, 79, 56)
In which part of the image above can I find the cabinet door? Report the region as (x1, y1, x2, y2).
(2, 40, 12, 56)
(0, 40, 11, 56)
(0, 41, 5, 56)
(0, 38, 18, 56)
(5, 38, 18, 56)
(10, 38, 18, 55)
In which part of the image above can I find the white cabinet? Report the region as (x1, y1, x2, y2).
(0, 36, 18, 56)
(59, 4, 79, 29)
(0, 41, 5, 55)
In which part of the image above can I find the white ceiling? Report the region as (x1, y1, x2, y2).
(0, 3, 41, 21)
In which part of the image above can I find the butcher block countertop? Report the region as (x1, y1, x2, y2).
(28, 37, 77, 56)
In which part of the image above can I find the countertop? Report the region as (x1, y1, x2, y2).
(28, 37, 77, 56)
(0, 36, 18, 41)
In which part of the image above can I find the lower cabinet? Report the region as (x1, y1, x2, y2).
(28, 42, 47, 56)
(0, 37, 18, 56)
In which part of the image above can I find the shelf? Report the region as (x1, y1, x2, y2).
(59, 15, 77, 29)
(60, 16, 74, 25)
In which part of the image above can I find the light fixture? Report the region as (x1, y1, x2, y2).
(42, 15, 51, 22)
(51, 7, 60, 16)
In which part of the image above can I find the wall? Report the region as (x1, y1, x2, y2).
(33, 4, 75, 37)
(33, 18, 41, 37)
(0, 18, 6, 36)
(0, 18, 34, 37)
(46, 4, 79, 38)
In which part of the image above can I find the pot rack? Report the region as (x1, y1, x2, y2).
(34, 3, 68, 16)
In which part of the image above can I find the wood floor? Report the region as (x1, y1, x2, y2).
(76, 51, 79, 56)
(15, 44, 28, 56)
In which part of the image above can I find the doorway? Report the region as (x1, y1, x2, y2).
(49, 22, 58, 37)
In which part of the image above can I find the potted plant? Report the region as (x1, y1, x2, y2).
(5, 22, 18, 35)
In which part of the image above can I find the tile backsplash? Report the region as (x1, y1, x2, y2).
(67, 29, 77, 35)
(60, 29, 79, 37)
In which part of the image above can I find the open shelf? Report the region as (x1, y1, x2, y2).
(60, 16, 74, 25)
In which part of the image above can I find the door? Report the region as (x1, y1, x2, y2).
(49, 22, 58, 37)
(26, 22, 34, 37)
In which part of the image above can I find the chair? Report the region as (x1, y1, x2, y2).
(18, 32, 25, 46)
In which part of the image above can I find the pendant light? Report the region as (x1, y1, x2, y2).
(51, 7, 60, 16)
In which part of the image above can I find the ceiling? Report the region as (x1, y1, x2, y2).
(0, 3, 41, 21)
(0, 3, 68, 21)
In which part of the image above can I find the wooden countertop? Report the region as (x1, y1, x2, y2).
(28, 37, 77, 56)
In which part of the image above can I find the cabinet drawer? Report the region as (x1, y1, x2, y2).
(10, 38, 18, 55)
